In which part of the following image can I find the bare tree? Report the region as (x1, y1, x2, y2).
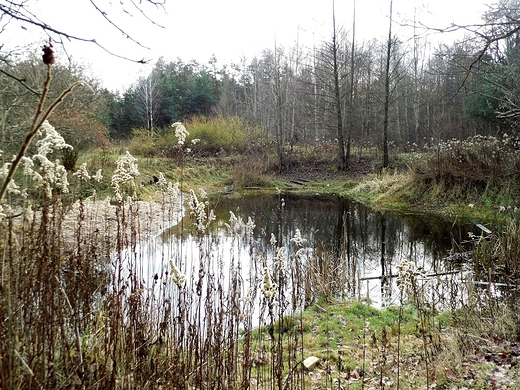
(346, 0, 357, 168)
(329, 0, 347, 170)
(412, 6, 426, 144)
(135, 72, 161, 136)
(382, 0, 394, 168)
(273, 44, 289, 172)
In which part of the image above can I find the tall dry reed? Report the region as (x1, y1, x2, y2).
(0, 109, 318, 389)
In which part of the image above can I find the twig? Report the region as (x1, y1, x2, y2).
(55, 276, 83, 366)
(360, 270, 460, 281)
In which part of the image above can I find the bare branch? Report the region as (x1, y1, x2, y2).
(0, 0, 165, 64)
(88, 0, 153, 50)
(0, 68, 40, 95)
(129, 0, 166, 28)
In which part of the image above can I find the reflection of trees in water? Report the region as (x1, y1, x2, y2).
(213, 193, 466, 259)
(188, 194, 470, 305)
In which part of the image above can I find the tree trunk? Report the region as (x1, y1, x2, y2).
(346, 0, 357, 169)
(332, 0, 347, 170)
(382, 0, 393, 169)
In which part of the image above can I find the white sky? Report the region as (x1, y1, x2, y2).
(2, 0, 490, 91)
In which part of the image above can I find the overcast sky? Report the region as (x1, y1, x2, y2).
(3, 0, 491, 91)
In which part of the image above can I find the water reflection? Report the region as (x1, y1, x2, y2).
(156, 193, 473, 308)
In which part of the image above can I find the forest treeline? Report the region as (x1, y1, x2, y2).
(2, 0, 520, 170)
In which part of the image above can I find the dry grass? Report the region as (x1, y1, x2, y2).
(347, 170, 413, 205)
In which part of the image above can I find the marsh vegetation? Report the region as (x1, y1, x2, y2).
(2, 108, 520, 388)
(4, 3, 520, 386)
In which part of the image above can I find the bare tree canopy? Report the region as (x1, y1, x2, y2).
(428, 0, 520, 64)
(0, 0, 166, 63)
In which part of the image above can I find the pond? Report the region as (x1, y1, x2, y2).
(133, 193, 476, 310)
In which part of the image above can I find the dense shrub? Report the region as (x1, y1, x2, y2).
(416, 134, 520, 186)
(126, 116, 266, 158)
(185, 116, 246, 154)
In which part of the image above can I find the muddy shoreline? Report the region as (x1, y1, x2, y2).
(62, 198, 184, 241)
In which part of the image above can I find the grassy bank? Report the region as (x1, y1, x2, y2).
(266, 298, 520, 389)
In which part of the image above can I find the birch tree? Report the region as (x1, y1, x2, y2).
(135, 73, 161, 136)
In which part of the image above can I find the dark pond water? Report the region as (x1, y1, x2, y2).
(150, 193, 476, 309)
